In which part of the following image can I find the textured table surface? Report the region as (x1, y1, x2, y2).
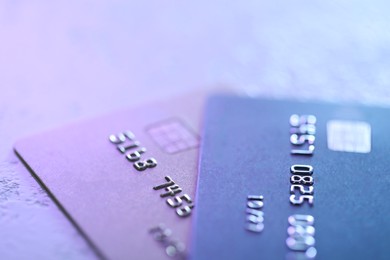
(1, 1, 389, 259)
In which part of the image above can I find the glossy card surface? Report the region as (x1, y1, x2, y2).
(191, 95, 390, 260)
(14, 92, 207, 260)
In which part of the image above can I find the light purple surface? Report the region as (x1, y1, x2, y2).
(1, 1, 390, 259)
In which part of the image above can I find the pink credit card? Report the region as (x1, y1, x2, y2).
(14, 91, 213, 260)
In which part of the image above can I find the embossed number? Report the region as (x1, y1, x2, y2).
(176, 205, 194, 218)
(167, 194, 194, 218)
(167, 194, 193, 208)
(109, 131, 135, 144)
(290, 165, 313, 176)
(289, 194, 314, 206)
(290, 185, 314, 195)
(134, 158, 157, 171)
(290, 175, 313, 185)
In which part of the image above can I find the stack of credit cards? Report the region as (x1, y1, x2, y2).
(15, 92, 390, 260)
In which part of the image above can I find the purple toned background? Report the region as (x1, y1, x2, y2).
(1, 1, 390, 259)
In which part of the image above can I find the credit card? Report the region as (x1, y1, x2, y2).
(14, 91, 213, 260)
(191, 95, 390, 260)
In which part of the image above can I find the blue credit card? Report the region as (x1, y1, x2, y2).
(190, 95, 390, 260)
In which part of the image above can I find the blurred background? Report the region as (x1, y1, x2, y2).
(1, 1, 389, 259)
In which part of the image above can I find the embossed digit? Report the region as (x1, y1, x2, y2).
(289, 194, 314, 206)
(149, 225, 172, 241)
(134, 158, 157, 171)
(176, 205, 193, 218)
(290, 114, 317, 127)
(165, 240, 185, 257)
(290, 175, 313, 185)
(126, 148, 146, 162)
(109, 131, 135, 144)
(247, 200, 264, 209)
(160, 185, 182, 198)
(290, 165, 313, 176)
(170, 194, 194, 217)
(118, 142, 140, 154)
(286, 236, 315, 251)
(288, 215, 315, 226)
(153, 176, 174, 190)
(290, 185, 314, 195)
(291, 145, 315, 155)
(290, 134, 315, 146)
(288, 225, 315, 237)
(246, 223, 264, 233)
(247, 213, 264, 224)
(167, 194, 193, 208)
(290, 124, 316, 135)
